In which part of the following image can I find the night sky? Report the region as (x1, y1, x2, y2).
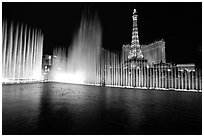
(2, 2, 202, 67)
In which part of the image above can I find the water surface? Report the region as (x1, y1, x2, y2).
(2, 82, 202, 135)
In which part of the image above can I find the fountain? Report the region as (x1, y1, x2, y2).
(20, 11, 200, 92)
(51, 14, 102, 84)
(2, 21, 43, 83)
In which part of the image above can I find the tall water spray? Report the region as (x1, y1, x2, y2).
(2, 21, 43, 83)
(51, 15, 102, 84)
(49, 13, 201, 92)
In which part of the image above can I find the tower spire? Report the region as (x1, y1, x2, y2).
(128, 8, 143, 59)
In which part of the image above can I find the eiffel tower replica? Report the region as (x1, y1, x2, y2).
(126, 9, 147, 68)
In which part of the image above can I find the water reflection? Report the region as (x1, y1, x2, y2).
(2, 83, 41, 134)
(37, 83, 75, 134)
(2, 83, 202, 135)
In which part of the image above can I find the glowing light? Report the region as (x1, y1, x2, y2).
(54, 72, 84, 84)
(50, 14, 101, 85)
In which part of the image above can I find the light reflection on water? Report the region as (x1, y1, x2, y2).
(2, 82, 202, 135)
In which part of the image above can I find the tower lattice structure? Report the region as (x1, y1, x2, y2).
(128, 9, 144, 59)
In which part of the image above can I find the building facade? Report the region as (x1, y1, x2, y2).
(141, 40, 166, 65)
(122, 9, 166, 66)
(42, 55, 53, 81)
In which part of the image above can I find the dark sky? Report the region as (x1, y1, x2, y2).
(3, 2, 202, 67)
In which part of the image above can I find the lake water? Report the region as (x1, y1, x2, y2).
(2, 82, 202, 135)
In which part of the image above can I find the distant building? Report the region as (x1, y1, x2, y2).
(122, 9, 166, 67)
(141, 40, 166, 65)
(176, 64, 195, 72)
(42, 55, 53, 81)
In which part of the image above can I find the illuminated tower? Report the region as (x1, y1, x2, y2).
(128, 9, 143, 59)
